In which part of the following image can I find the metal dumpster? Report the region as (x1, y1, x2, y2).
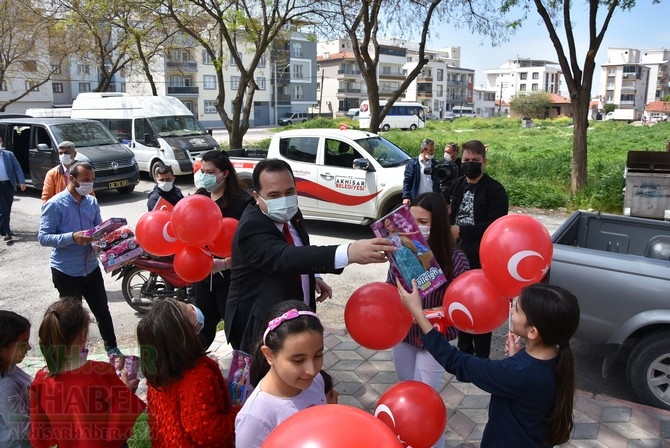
(624, 151, 670, 220)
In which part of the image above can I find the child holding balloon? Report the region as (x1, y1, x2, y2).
(235, 300, 328, 448)
(387, 192, 470, 448)
(397, 281, 580, 448)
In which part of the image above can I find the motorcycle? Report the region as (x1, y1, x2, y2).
(111, 255, 194, 313)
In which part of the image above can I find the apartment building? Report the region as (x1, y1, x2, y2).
(484, 58, 562, 104)
(473, 88, 498, 117)
(316, 38, 473, 118)
(599, 47, 668, 113)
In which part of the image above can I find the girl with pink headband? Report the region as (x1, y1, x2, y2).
(235, 300, 329, 447)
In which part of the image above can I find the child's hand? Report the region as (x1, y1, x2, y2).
(505, 333, 522, 357)
(395, 278, 422, 317)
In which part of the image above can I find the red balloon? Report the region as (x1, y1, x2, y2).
(443, 270, 508, 334)
(135, 210, 184, 256)
(344, 282, 412, 350)
(480, 214, 553, 298)
(375, 381, 447, 448)
(171, 195, 223, 247)
(262, 404, 403, 448)
(173, 246, 213, 283)
(207, 218, 238, 258)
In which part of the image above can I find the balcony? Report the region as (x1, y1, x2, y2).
(417, 91, 432, 99)
(337, 69, 361, 76)
(379, 86, 400, 94)
(167, 86, 199, 95)
(379, 71, 405, 80)
(166, 61, 198, 72)
(338, 88, 361, 94)
(277, 94, 291, 102)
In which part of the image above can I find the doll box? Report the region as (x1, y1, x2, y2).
(84, 217, 128, 239)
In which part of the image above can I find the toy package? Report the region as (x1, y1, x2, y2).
(90, 224, 144, 272)
(370, 205, 447, 298)
(84, 217, 127, 239)
(110, 354, 140, 382)
(226, 350, 253, 407)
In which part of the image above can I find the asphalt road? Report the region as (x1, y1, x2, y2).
(0, 175, 637, 406)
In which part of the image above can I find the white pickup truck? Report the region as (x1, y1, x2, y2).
(225, 129, 411, 225)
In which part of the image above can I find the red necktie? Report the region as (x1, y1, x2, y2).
(283, 223, 295, 245)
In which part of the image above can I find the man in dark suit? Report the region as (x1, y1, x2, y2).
(224, 159, 396, 353)
(0, 137, 27, 242)
(402, 138, 440, 205)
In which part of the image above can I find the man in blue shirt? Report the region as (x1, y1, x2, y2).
(39, 161, 121, 356)
(0, 137, 27, 242)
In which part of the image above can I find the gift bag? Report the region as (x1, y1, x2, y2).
(227, 350, 253, 406)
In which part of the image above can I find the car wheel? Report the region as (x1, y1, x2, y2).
(117, 185, 135, 194)
(409, 124, 417, 131)
(382, 124, 391, 132)
(626, 330, 670, 410)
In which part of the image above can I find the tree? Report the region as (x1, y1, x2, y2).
(604, 103, 616, 114)
(501, 0, 659, 194)
(158, 0, 315, 148)
(509, 91, 552, 119)
(0, 1, 68, 111)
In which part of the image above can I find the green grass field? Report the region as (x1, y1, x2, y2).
(243, 117, 670, 213)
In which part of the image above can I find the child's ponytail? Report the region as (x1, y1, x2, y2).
(547, 343, 576, 445)
(39, 297, 91, 374)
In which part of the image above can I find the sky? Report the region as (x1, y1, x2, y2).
(427, 1, 670, 96)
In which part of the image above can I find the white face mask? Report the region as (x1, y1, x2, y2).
(75, 181, 94, 196)
(258, 194, 299, 223)
(157, 181, 173, 192)
(418, 225, 431, 241)
(424, 154, 434, 160)
(443, 153, 452, 162)
(59, 154, 73, 165)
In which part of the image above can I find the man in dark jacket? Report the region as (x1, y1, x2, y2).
(224, 159, 396, 353)
(402, 138, 440, 205)
(450, 140, 508, 358)
(147, 165, 184, 211)
(0, 137, 26, 241)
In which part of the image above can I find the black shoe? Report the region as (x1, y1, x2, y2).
(3, 235, 11, 241)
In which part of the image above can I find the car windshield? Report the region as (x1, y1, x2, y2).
(148, 115, 207, 137)
(51, 122, 119, 147)
(355, 136, 411, 168)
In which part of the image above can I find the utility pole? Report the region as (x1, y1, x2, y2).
(318, 69, 324, 116)
(273, 61, 278, 125)
(498, 81, 503, 117)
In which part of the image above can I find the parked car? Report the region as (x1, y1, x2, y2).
(278, 112, 309, 126)
(649, 113, 668, 123)
(442, 111, 455, 122)
(425, 113, 440, 121)
(345, 108, 360, 120)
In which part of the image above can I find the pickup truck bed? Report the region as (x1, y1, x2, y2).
(549, 211, 670, 409)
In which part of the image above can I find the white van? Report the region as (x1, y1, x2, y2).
(70, 93, 220, 180)
(452, 106, 476, 118)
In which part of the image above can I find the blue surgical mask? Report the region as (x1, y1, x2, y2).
(258, 194, 299, 223)
(198, 172, 223, 193)
(191, 304, 205, 334)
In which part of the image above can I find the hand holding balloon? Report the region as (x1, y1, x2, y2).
(395, 279, 435, 335)
(505, 332, 522, 357)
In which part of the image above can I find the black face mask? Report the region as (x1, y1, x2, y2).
(461, 162, 483, 179)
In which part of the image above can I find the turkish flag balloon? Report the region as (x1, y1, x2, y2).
(207, 218, 238, 258)
(375, 381, 447, 448)
(135, 210, 183, 256)
(173, 246, 213, 283)
(171, 195, 223, 247)
(480, 214, 553, 298)
(344, 282, 412, 350)
(443, 270, 508, 334)
(262, 405, 403, 448)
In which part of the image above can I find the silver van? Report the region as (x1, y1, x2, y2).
(278, 112, 309, 126)
(0, 118, 140, 194)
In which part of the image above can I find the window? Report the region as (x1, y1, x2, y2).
(519, 72, 527, 80)
(202, 51, 213, 65)
(407, 56, 413, 63)
(203, 75, 216, 90)
(531, 83, 538, 91)
(324, 138, 362, 168)
(204, 100, 217, 114)
(51, 64, 61, 75)
(121, 83, 126, 92)
(294, 85, 304, 100)
(519, 84, 526, 91)
(293, 64, 303, 79)
(437, 69, 443, 82)
(256, 77, 266, 90)
(436, 85, 443, 96)
(532, 72, 539, 80)
(170, 50, 192, 62)
(382, 66, 391, 75)
(230, 50, 242, 66)
(79, 82, 91, 92)
(291, 42, 303, 58)
(620, 94, 635, 102)
(0, 81, 6, 91)
(25, 81, 39, 92)
(77, 64, 90, 75)
(52, 83, 63, 93)
(279, 136, 318, 163)
(259, 54, 266, 68)
(231, 76, 240, 90)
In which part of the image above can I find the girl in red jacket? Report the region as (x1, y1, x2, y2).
(29, 297, 146, 448)
(137, 298, 237, 448)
